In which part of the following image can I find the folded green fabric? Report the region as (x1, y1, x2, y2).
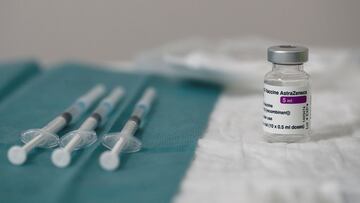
(0, 63, 220, 203)
(0, 60, 40, 102)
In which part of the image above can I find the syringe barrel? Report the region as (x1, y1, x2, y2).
(92, 87, 124, 126)
(136, 87, 156, 109)
(79, 84, 107, 108)
(65, 84, 106, 123)
(133, 87, 156, 120)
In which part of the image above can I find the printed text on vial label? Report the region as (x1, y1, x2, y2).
(263, 84, 310, 134)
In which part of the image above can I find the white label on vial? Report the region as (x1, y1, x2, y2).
(263, 84, 311, 134)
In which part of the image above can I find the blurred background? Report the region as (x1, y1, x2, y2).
(1, 0, 359, 64)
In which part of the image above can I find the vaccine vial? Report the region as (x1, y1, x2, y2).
(263, 45, 311, 142)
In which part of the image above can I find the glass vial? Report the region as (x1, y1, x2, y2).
(263, 45, 311, 142)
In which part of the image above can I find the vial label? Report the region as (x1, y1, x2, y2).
(263, 84, 310, 134)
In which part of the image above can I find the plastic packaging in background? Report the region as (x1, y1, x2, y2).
(135, 38, 272, 90)
(134, 37, 360, 91)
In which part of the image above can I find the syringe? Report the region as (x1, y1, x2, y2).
(51, 87, 124, 168)
(99, 87, 156, 171)
(7, 84, 106, 165)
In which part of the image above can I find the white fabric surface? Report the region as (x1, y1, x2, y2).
(172, 42, 360, 203)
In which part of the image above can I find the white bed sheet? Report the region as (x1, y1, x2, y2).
(173, 45, 360, 203)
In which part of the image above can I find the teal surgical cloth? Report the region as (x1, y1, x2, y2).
(0, 60, 40, 102)
(0, 63, 221, 203)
